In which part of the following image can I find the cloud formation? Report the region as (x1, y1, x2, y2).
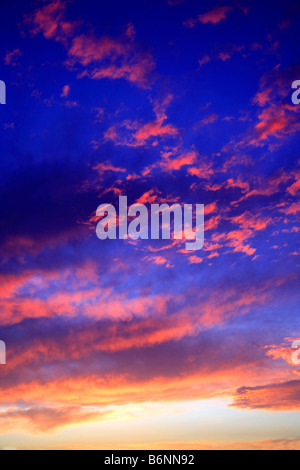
(26, 0, 155, 88)
(0, 0, 299, 447)
(184, 6, 248, 28)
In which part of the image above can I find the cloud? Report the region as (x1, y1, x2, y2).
(93, 161, 126, 177)
(287, 171, 300, 196)
(61, 84, 71, 98)
(279, 202, 300, 216)
(199, 44, 247, 68)
(218, 51, 232, 61)
(188, 255, 203, 264)
(227, 65, 300, 151)
(25, 0, 78, 43)
(134, 118, 178, 145)
(0, 403, 109, 433)
(136, 189, 161, 204)
(225, 211, 274, 256)
(102, 94, 178, 148)
(201, 208, 277, 257)
(232, 170, 291, 205)
(103, 118, 178, 147)
(232, 380, 300, 411)
(0, 234, 297, 433)
(252, 104, 300, 144)
(71, 34, 155, 89)
(25, 0, 155, 88)
(143, 149, 214, 178)
(184, 6, 247, 28)
(4, 49, 22, 66)
(0, 317, 286, 427)
(143, 255, 172, 268)
(266, 338, 300, 367)
(199, 54, 211, 67)
(195, 114, 219, 128)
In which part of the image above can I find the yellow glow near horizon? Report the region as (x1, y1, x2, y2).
(1, 399, 299, 450)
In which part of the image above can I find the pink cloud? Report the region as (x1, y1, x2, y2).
(136, 189, 161, 205)
(134, 118, 178, 144)
(72, 33, 155, 88)
(142, 150, 204, 176)
(189, 255, 203, 264)
(93, 161, 126, 177)
(4, 49, 22, 66)
(199, 54, 211, 67)
(253, 105, 300, 144)
(280, 202, 300, 216)
(26, 0, 155, 89)
(103, 115, 178, 148)
(0, 404, 108, 433)
(25, 0, 78, 43)
(222, 65, 300, 153)
(287, 171, 300, 196)
(184, 6, 239, 28)
(68, 34, 126, 65)
(61, 84, 71, 97)
(232, 170, 291, 205)
(198, 6, 234, 24)
(195, 114, 219, 129)
(218, 51, 231, 61)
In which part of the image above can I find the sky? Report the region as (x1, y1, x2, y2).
(0, 0, 299, 451)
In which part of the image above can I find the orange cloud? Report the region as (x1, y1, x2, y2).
(232, 380, 300, 411)
(0, 404, 109, 433)
(266, 338, 300, 367)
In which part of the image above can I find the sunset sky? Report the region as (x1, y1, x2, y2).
(0, 0, 299, 450)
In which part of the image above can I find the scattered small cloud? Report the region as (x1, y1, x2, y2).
(4, 49, 22, 66)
